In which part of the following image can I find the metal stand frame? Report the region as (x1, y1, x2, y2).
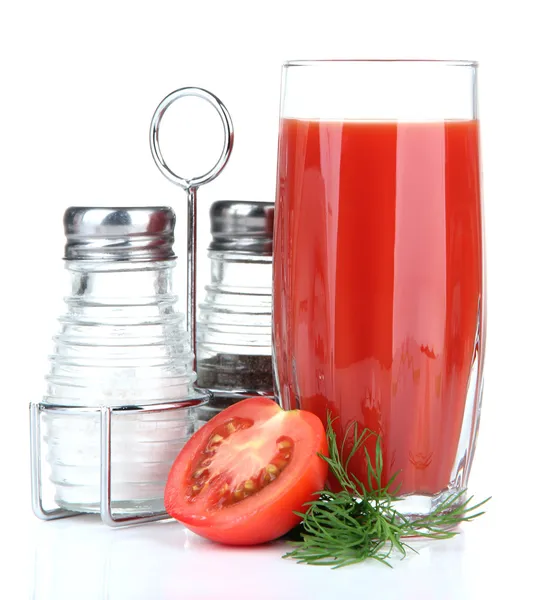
(30, 399, 205, 527)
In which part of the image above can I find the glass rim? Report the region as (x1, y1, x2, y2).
(283, 59, 478, 68)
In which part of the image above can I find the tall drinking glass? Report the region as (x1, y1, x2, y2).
(273, 60, 484, 518)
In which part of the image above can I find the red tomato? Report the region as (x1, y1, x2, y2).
(164, 397, 328, 545)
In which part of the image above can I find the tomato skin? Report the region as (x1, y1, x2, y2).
(164, 398, 328, 546)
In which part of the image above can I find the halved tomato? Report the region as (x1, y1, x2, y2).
(164, 397, 328, 545)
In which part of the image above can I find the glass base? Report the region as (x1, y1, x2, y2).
(55, 497, 165, 516)
(391, 487, 467, 533)
(196, 394, 248, 421)
(42, 406, 199, 518)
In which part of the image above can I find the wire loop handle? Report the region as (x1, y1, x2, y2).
(149, 87, 234, 362)
(149, 86, 234, 189)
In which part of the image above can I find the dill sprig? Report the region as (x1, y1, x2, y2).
(283, 416, 490, 568)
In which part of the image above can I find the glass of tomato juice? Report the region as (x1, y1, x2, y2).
(272, 60, 485, 518)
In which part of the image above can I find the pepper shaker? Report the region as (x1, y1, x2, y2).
(197, 201, 275, 420)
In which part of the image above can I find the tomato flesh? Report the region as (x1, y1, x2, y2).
(164, 397, 328, 545)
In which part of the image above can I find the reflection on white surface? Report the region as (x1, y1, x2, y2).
(28, 515, 484, 600)
(31, 518, 194, 600)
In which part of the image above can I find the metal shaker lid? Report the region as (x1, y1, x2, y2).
(63, 206, 176, 262)
(209, 201, 274, 254)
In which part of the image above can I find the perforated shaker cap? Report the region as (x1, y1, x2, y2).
(209, 201, 274, 255)
(63, 206, 176, 262)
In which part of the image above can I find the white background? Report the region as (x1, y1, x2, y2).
(1, 0, 542, 598)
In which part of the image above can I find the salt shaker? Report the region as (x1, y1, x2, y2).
(197, 201, 275, 420)
(36, 206, 205, 518)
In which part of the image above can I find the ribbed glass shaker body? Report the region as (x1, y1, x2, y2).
(42, 207, 202, 515)
(197, 201, 274, 419)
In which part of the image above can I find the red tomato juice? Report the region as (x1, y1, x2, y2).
(273, 119, 483, 495)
